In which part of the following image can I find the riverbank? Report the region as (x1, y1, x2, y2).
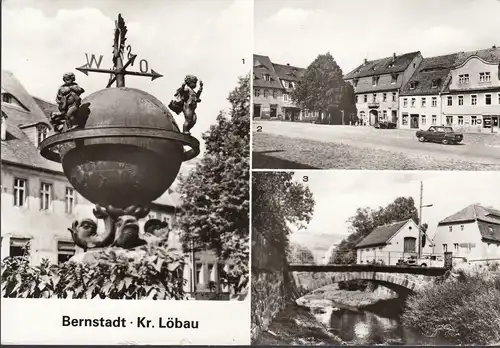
(252, 303, 344, 345)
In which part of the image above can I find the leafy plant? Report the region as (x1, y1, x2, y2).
(1, 244, 187, 300)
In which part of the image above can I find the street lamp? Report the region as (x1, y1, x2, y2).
(418, 181, 434, 258)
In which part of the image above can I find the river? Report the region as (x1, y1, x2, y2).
(308, 297, 451, 345)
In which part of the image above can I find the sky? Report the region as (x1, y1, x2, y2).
(255, 0, 500, 74)
(289, 171, 500, 252)
(2, 0, 252, 153)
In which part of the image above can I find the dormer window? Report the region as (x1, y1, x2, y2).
(372, 76, 379, 86)
(2, 93, 13, 103)
(409, 81, 416, 90)
(37, 124, 48, 146)
(391, 74, 398, 84)
(431, 79, 438, 88)
(263, 74, 271, 82)
(458, 74, 469, 84)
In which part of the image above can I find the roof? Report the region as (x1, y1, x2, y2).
(344, 51, 421, 79)
(438, 204, 500, 226)
(32, 96, 58, 120)
(272, 63, 305, 82)
(253, 54, 283, 89)
(400, 53, 458, 96)
(355, 219, 413, 248)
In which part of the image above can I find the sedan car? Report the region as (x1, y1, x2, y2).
(416, 126, 463, 145)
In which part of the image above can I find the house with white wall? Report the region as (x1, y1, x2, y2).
(432, 204, 500, 262)
(355, 219, 434, 265)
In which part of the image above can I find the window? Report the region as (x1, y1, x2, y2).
(458, 96, 463, 106)
(264, 90, 269, 98)
(364, 95, 368, 103)
(458, 116, 464, 125)
(498, 93, 500, 104)
(431, 79, 438, 88)
(471, 95, 477, 105)
(263, 74, 271, 82)
(421, 98, 426, 107)
(479, 72, 491, 82)
(14, 178, 27, 207)
(353, 79, 359, 87)
(57, 241, 75, 264)
(458, 74, 469, 84)
(404, 237, 416, 252)
(409, 81, 415, 90)
(272, 90, 277, 99)
(254, 89, 260, 97)
(402, 113, 409, 125)
(446, 116, 453, 125)
(421, 115, 426, 125)
(432, 115, 437, 125)
(443, 244, 448, 252)
(411, 98, 416, 107)
(403, 98, 408, 107)
(447, 96, 452, 106)
(460, 225, 464, 231)
(372, 76, 379, 86)
(449, 226, 453, 232)
(354, 95, 358, 103)
(196, 263, 203, 284)
(391, 74, 398, 84)
(2, 93, 13, 103)
(36, 125, 48, 146)
(486, 94, 491, 105)
(65, 187, 75, 214)
(432, 97, 437, 107)
(454, 243, 459, 252)
(471, 116, 477, 125)
(382, 110, 387, 119)
(372, 93, 377, 102)
(359, 111, 365, 120)
(383, 93, 387, 102)
(283, 93, 289, 102)
(40, 182, 52, 210)
(392, 92, 397, 102)
(10, 238, 30, 258)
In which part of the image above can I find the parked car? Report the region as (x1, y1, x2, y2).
(396, 254, 444, 268)
(416, 126, 463, 145)
(375, 121, 397, 129)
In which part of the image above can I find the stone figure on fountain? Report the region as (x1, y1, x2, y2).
(50, 72, 86, 133)
(168, 75, 203, 135)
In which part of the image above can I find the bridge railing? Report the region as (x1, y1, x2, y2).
(288, 249, 454, 268)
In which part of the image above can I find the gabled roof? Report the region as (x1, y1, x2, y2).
(253, 54, 283, 89)
(344, 51, 421, 79)
(355, 219, 413, 248)
(438, 204, 500, 226)
(400, 53, 458, 96)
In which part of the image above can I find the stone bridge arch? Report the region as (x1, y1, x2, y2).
(292, 271, 435, 298)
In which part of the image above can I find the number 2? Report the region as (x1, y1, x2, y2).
(256, 126, 263, 132)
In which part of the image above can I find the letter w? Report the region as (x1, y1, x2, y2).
(85, 54, 103, 69)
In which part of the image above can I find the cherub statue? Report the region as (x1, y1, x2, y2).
(168, 75, 203, 135)
(50, 72, 85, 133)
(143, 218, 170, 245)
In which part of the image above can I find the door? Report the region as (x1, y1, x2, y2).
(404, 237, 417, 253)
(270, 105, 277, 118)
(410, 115, 419, 129)
(493, 116, 499, 133)
(253, 104, 261, 119)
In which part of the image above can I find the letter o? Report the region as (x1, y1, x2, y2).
(139, 59, 149, 73)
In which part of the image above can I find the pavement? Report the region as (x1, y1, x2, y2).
(252, 120, 500, 170)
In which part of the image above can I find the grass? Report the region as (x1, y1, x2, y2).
(252, 133, 500, 170)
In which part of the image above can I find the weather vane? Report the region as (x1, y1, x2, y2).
(76, 14, 163, 88)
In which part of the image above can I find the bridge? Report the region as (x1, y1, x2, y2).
(287, 249, 451, 297)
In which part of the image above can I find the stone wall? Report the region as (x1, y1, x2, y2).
(251, 230, 288, 341)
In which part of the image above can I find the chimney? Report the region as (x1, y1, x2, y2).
(493, 45, 497, 49)
(286, 63, 290, 66)
(1, 113, 7, 141)
(393, 52, 396, 60)
(364, 58, 368, 64)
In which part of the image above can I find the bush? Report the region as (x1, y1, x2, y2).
(1, 244, 187, 300)
(402, 273, 500, 344)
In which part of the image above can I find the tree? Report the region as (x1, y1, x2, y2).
(252, 172, 315, 256)
(333, 197, 428, 264)
(291, 52, 356, 124)
(176, 75, 250, 294)
(287, 243, 315, 264)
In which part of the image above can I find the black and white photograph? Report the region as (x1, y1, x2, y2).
(1, 0, 250, 305)
(252, 0, 500, 170)
(251, 170, 500, 345)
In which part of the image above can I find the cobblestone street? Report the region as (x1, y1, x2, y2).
(252, 121, 500, 170)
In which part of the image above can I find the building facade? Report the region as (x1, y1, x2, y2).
(253, 54, 318, 122)
(432, 204, 500, 262)
(344, 52, 423, 126)
(355, 219, 434, 266)
(400, 47, 500, 132)
(1, 70, 234, 299)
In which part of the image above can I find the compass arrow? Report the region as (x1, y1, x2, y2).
(123, 69, 163, 81)
(76, 66, 116, 75)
